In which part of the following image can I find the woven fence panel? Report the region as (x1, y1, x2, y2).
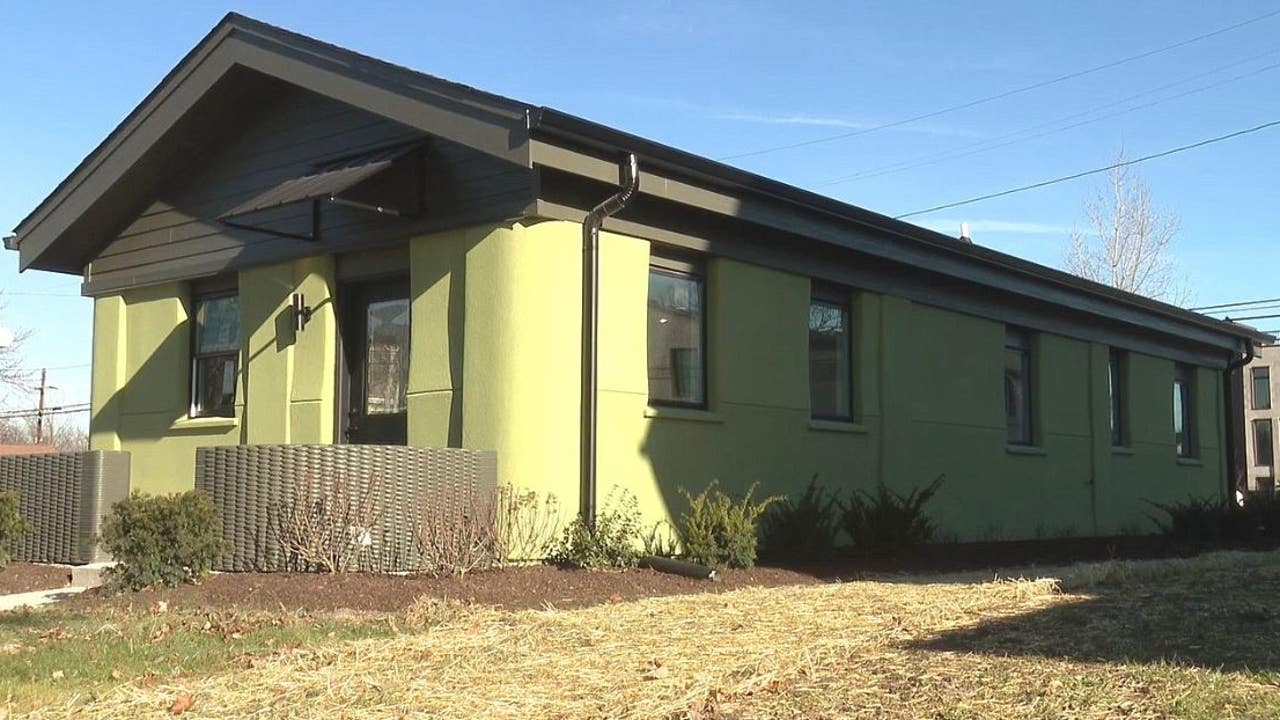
(195, 445, 498, 572)
(0, 451, 131, 565)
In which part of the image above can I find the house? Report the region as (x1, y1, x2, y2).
(1242, 344, 1279, 497)
(5, 14, 1270, 543)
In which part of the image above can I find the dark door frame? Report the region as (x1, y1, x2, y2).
(336, 274, 411, 445)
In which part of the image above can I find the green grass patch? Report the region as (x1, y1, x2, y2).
(0, 603, 392, 712)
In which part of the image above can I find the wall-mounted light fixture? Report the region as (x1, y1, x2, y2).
(291, 293, 314, 333)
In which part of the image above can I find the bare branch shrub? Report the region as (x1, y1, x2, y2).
(495, 486, 561, 564)
(274, 475, 381, 573)
(413, 490, 500, 577)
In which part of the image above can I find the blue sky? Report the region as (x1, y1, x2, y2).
(3, 0, 1280, 421)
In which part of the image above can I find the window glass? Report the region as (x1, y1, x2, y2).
(195, 296, 239, 353)
(364, 298, 410, 415)
(809, 295, 852, 419)
(1109, 349, 1125, 446)
(1174, 365, 1194, 458)
(1253, 367, 1271, 410)
(1004, 328, 1032, 445)
(192, 294, 239, 417)
(1255, 419, 1274, 467)
(647, 265, 705, 406)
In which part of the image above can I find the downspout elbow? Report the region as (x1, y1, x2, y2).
(581, 154, 640, 526)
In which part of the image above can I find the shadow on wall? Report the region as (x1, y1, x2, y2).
(909, 558, 1280, 673)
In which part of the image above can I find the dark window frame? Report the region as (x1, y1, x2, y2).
(1005, 327, 1034, 446)
(1254, 418, 1275, 467)
(809, 283, 854, 421)
(1174, 363, 1195, 458)
(1253, 366, 1272, 411)
(647, 252, 708, 410)
(1109, 348, 1126, 447)
(188, 282, 240, 419)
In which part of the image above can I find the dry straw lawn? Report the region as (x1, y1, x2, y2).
(25, 551, 1280, 719)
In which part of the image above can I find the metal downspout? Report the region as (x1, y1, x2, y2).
(1225, 343, 1256, 504)
(581, 154, 640, 525)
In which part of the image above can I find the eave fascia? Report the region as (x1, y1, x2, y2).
(13, 18, 533, 274)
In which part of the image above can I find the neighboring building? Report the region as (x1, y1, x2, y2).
(1242, 344, 1280, 496)
(4, 14, 1271, 542)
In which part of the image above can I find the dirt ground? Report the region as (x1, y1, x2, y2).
(71, 564, 825, 612)
(0, 562, 68, 595)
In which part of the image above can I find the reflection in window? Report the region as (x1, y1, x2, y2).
(1005, 328, 1033, 445)
(191, 294, 239, 417)
(809, 290, 852, 420)
(364, 298, 410, 415)
(1174, 364, 1194, 458)
(1253, 366, 1271, 410)
(1255, 419, 1274, 467)
(647, 262, 705, 407)
(1109, 349, 1125, 446)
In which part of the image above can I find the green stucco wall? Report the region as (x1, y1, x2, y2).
(89, 218, 1227, 540)
(89, 257, 337, 494)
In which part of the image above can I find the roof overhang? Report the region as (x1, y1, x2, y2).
(8, 13, 532, 274)
(527, 107, 1273, 355)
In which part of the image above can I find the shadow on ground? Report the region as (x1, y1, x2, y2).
(909, 557, 1280, 673)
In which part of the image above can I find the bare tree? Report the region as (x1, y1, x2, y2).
(1065, 152, 1189, 304)
(0, 416, 88, 451)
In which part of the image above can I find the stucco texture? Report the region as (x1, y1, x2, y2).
(90, 219, 1226, 540)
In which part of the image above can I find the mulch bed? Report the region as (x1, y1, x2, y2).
(0, 562, 70, 595)
(65, 535, 1197, 614)
(73, 565, 824, 613)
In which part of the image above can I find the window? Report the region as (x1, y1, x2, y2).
(1255, 419, 1274, 467)
(1173, 364, 1195, 458)
(647, 255, 705, 407)
(190, 292, 240, 417)
(1109, 349, 1126, 446)
(1253, 366, 1271, 410)
(1004, 328, 1033, 445)
(809, 285, 853, 420)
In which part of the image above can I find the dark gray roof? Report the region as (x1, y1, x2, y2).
(7, 12, 1271, 351)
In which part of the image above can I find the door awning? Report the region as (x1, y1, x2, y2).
(218, 142, 421, 240)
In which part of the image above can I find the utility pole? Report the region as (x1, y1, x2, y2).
(36, 368, 46, 445)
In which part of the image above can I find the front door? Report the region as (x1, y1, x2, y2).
(339, 276, 410, 445)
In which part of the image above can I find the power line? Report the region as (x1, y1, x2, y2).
(0, 291, 83, 298)
(1191, 297, 1280, 312)
(13, 363, 91, 374)
(1222, 312, 1280, 322)
(894, 117, 1280, 219)
(0, 404, 90, 420)
(818, 49, 1280, 187)
(717, 7, 1280, 161)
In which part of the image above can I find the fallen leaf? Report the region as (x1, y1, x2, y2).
(169, 693, 194, 715)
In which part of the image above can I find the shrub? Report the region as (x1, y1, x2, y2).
(275, 475, 382, 573)
(0, 490, 31, 569)
(414, 490, 500, 577)
(548, 488, 642, 570)
(758, 476, 840, 561)
(677, 480, 779, 569)
(839, 475, 945, 558)
(99, 491, 230, 591)
(1146, 496, 1227, 548)
(1148, 494, 1280, 549)
(642, 521, 680, 558)
(495, 486, 561, 563)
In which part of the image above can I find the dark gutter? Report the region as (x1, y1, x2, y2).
(528, 107, 1271, 348)
(580, 153, 639, 526)
(1, 235, 16, 251)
